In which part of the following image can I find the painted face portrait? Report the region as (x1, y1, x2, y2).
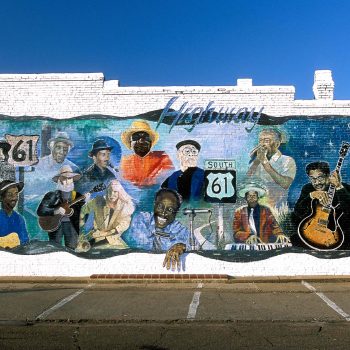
(107, 181, 121, 202)
(258, 131, 280, 158)
(245, 191, 259, 207)
(177, 144, 199, 168)
(154, 192, 179, 229)
(57, 177, 74, 192)
(2, 186, 19, 211)
(93, 149, 111, 169)
(130, 131, 152, 157)
(52, 141, 70, 164)
(308, 169, 329, 191)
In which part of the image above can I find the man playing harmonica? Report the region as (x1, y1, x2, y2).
(247, 128, 296, 208)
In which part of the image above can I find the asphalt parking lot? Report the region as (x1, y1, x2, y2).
(1, 278, 350, 349)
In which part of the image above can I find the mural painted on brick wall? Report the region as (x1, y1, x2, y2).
(1, 98, 350, 269)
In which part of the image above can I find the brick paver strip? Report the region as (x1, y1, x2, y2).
(90, 274, 229, 280)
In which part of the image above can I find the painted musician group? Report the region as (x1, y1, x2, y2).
(1, 121, 350, 266)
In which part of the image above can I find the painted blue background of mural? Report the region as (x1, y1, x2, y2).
(1, 115, 350, 253)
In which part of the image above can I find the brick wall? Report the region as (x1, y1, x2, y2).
(0, 70, 348, 119)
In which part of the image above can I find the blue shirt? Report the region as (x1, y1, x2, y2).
(124, 212, 193, 251)
(0, 209, 29, 245)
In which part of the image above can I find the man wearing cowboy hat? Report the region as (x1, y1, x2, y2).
(77, 139, 117, 193)
(120, 120, 173, 187)
(0, 180, 29, 246)
(233, 183, 283, 244)
(37, 131, 79, 172)
(37, 165, 85, 249)
(162, 140, 204, 202)
(0, 139, 15, 183)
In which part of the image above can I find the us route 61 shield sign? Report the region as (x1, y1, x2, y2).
(204, 159, 236, 203)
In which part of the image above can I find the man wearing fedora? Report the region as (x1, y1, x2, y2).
(120, 120, 173, 187)
(161, 140, 204, 202)
(37, 131, 79, 173)
(233, 183, 284, 244)
(37, 165, 85, 249)
(0, 180, 29, 246)
(77, 139, 117, 192)
(0, 140, 15, 183)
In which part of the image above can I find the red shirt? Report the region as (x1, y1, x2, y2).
(120, 151, 174, 187)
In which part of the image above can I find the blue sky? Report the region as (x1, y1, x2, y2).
(0, 0, 349, 99)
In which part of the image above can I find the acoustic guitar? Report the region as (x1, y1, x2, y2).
(38, 183, 106, 232)
(0, 232, 20, 249)
(298, 142, 350, 250)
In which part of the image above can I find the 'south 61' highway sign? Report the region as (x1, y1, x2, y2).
(204, 159, 236, 203)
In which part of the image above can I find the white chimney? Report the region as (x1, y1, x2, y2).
(313, 70, 334, 100)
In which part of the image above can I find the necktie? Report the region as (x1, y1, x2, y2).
(249, 208, 257, 236)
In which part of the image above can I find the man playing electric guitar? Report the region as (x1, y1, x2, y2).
(0, 180, 29, 248)
(37, 165, 88, 250)
(292, 161, 350, 250)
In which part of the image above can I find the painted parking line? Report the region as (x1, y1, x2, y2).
(36, 284, 94, 321)
(187, 282, 203, 319)
(302, 280, 350, 322)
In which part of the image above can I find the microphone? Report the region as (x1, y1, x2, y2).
(183, 208, 212, 215)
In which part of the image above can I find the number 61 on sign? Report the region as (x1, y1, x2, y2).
(204, 159, 236, 203)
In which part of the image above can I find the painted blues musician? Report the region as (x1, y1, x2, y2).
(124, 188, 196, 270)
(291, 161, 350, 248)
(0, 180, 29, 247)
(233, 183, 285, 244)
(247, 128, 296, 208)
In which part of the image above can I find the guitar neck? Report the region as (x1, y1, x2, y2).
(326, 153, 346, 208)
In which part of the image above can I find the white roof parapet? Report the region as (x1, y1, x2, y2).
(0, 73, 105, 81)
(102, 85, 295, 95)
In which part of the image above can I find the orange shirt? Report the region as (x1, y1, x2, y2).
(120, 151, 174, 187)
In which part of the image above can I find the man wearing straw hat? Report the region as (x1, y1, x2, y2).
(120, 120, 173, 187)
(233, 182, 284, 244)
(37, 165, 85, 249)
(0, 180, 29, 247)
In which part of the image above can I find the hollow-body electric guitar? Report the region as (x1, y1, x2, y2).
(298, 142, 350, 250)
(38, 183, 106, 232)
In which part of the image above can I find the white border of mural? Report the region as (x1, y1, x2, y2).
(1, 252, 349, 277)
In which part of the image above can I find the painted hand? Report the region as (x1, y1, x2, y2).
(310, 191, 329, 206)
(163, 243, 186, 271)
(256, 146, 268, 163)
(54, 207, 66, 216)
(275, 235, 290, 244)
(329, 171, 342, 189)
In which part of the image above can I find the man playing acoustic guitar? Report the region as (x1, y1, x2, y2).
(0, 180, 29, 248)
(37, 165, 87, 250)
(292, 161, 350, 249)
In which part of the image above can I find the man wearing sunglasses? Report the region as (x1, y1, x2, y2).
(120, 120, 173, 187)
(291, 161, 350, 247)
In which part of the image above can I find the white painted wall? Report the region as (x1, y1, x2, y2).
(0, 70, 348, 119)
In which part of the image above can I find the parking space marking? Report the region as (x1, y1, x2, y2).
(187, 283, 203, 319)
(36, 284, 94, 321)
(302, 280, 350, 321)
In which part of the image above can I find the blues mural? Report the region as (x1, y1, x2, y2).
(1, 100, 350, 269)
